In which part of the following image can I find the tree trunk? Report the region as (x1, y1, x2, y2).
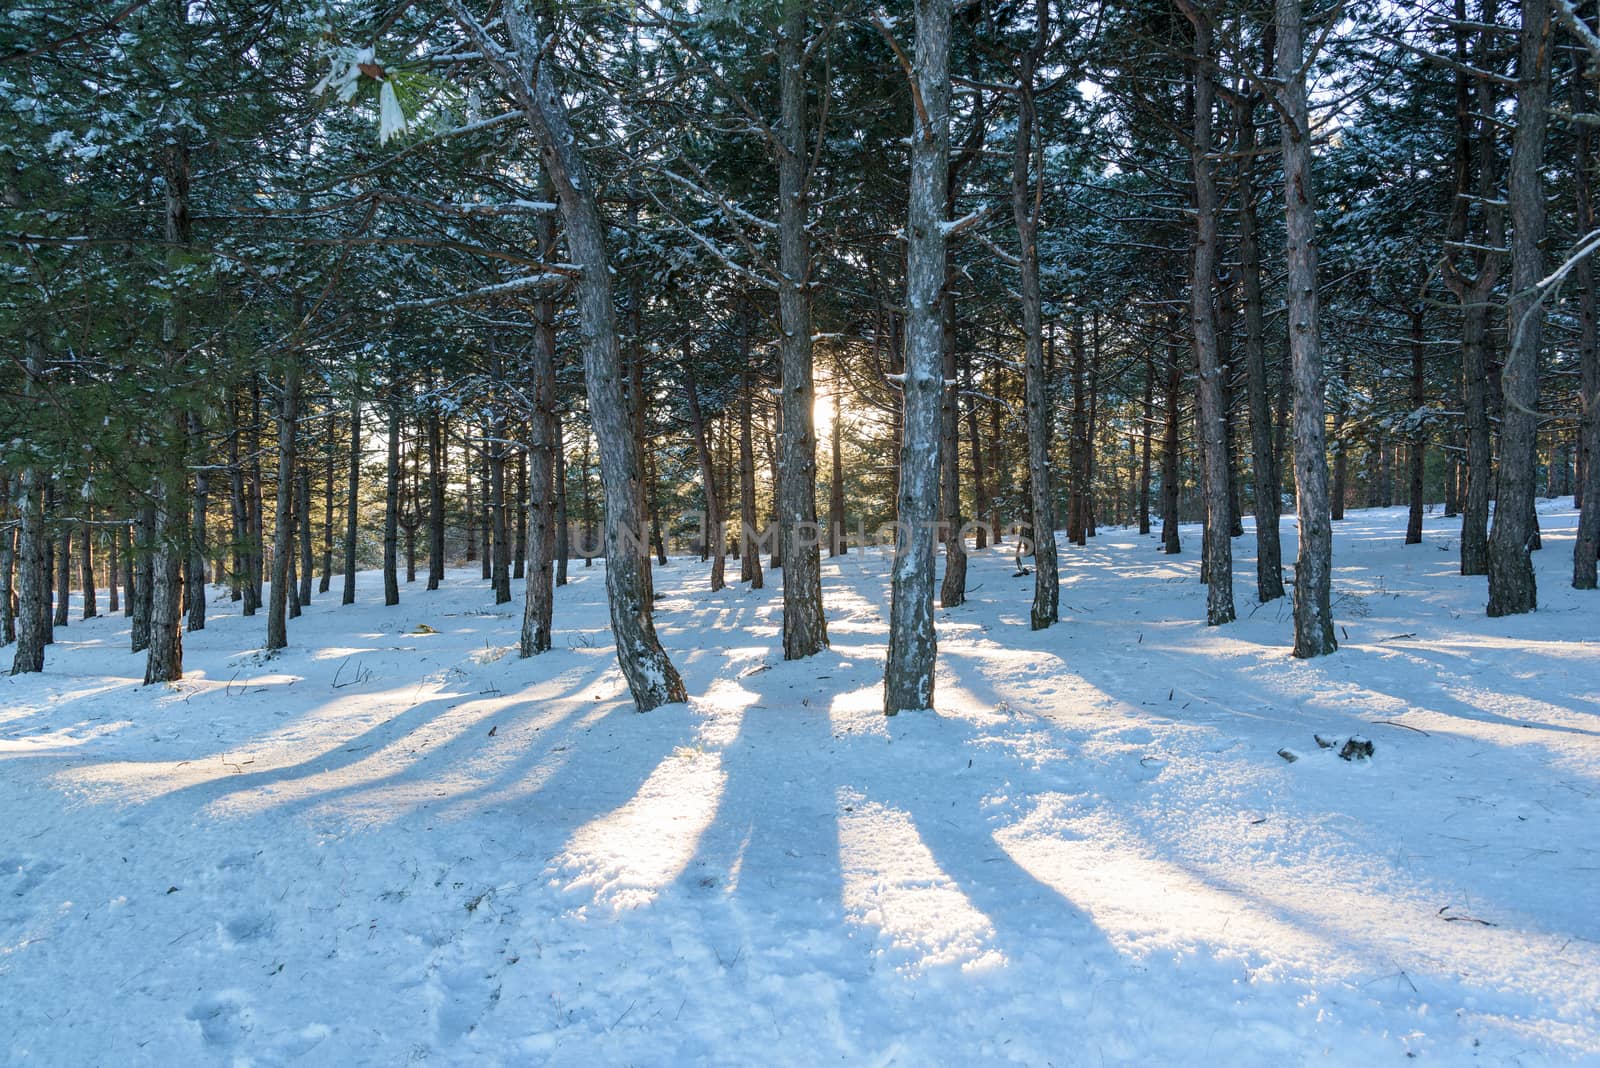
(775, 0, 828, 660)
(554, 413, 569, 588)
(321, 435, 335, 594)
(266, 358, 301, 652)
(1162, 321, 1183, 555)
(1068, 317, 1087, 546)
(53, 516, 70, 628)
(297, 463, 314, 606)
(1406, 307, 1428, 545)
(1237, 61, 1284, 598)
(739, 371, 764, 588)
(1183, 5, 1235, 625)
(0, 501, 14, 648)
(427, 402, 445, 590)
(383, 386, 401, 608)
(107, 515, 120, 616)
(1487, 0, 1549, 616)
(80, 509, 96, 620)
(884, 0, 950, 714)
(1013, 16, 1059, 630)
(470, 0, 685, 708)
(684, 365, 727, 593)
(186, 411, 207, 628)
(964, 360, 990, 549)
(829, 378, 847, 557)
(1140, 348, 1154, 537)
(343, 391, 360, 605)
(1577, 40, 1600, 586)
(10, 464, 46, 674)
(523, 226, 559, 655)
(1276, 0, 1337, 657)
(939, 249, 967, 608)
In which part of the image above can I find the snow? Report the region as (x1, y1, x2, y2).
(2, 501, 1597, 1064)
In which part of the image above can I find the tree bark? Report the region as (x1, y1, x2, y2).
(1013, 8, 1059, 629)
(885, 0, 951, 714)
(939, 250, 967, 608)
(186, 411, 207, 628)
(1406, 307, 1428, 545)
(684, 366, 727, 593)
(343, 391, 360, 605)
(1183, 3, 1235, 625)
(554, 413, 569, 587)
(53, 516, 70, 628)
(383, 385, 401, 608)
(297, 462, 314, 606)
(10, 463, 46, 674)
(739, 371, 764, 588)
(460, 0, 685, 708)
(775, 0, 828, 659)
(1162, 320, 1183, 555)
(427, 400, 445, 590)
(1487, 0, 1549, 616)
(1276, 0, 1337, 657)
(1237, 58, 1284, 599)
(266, 358, 301, 652)
(964, 360, 990, 549)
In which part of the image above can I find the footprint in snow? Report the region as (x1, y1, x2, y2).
(187, 991, 254, 1048)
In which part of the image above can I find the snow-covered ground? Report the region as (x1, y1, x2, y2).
(2, 501, 1597, 1065)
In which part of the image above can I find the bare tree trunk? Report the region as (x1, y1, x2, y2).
(297, 463, 314, 606)
(1013, 11, 1059, 629)
(964, 361, 990, 549)
(1237, 53, 1284, 598)
(383, 385, 401, 608)
(1140, 348, 1154, 537)
(0, 500, 14, 648)
(1406, 306, 1428, 545)
(266, 358, 301, 652)
(1162, 320, 1183, 555)
(53, 517, 70, 628)
(320, 434, 334, 594)
(1487, 0, 1549, 616)
(684, 363, 727, 592)
(80, 508, 96, 621)
(939, 251, 967, 608)
(523, 190, 560, 654)
(457, 0, 685, 708)
(1182, 3, 1235, 625)
(554, 414, 569, 587)
(343, 391, 360, 605)
(186, 412, 207, 628)
(739, 371, 764, 588)
(885, 0, 951, 714)
(1574, 35, 1600, 586)
(1276, 0, 1337, 657)
(426, 400, 445, 590)
(10, 462, 46, 674)
(1068, 317, 1087, 546)
(132, 505, 153, 651)
(829, 378, 848, 557)
(145, 134, 190, 686)
(775, 0, 828, 659)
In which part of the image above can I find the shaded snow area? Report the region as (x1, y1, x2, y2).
(3, 502, 1598, 1066)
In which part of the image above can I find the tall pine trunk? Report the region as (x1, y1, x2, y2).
(739, 372, 764, 588)
(342, 391, 360, 605)
(522, 231, 559, 655)
(1487, 0, 1549, 616)
(884, 0, 951, 714)
(684, 366, 726, 592)
(461, 0, 685, 709)
(266, 358, 301, 652)
(1013, 13, 1059, 629)
(1277, 0, 1337, 657)
(775, 0, 828, 659)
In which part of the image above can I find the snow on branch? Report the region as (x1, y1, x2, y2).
(382, 271, 571, 312)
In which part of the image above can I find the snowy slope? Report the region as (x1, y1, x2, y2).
(2, 502, 1597, 1065)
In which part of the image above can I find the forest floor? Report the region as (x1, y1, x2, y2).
(2, 501, 1598, 1065)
